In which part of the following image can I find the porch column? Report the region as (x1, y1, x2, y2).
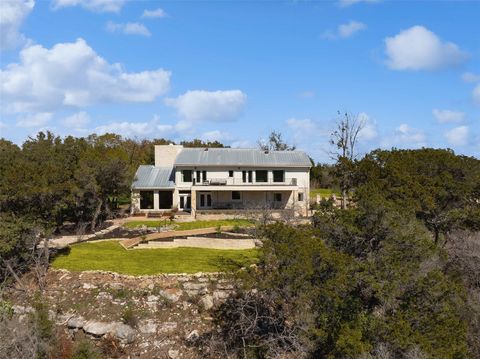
(172, 188, 179, 210)
(153, 190, 160, 211)
(191, 189, 197, 218)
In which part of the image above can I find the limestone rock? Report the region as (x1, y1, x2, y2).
(82, 283, 97, 289)
(200, 295, 214, 310)
(159, 288, 182, 302)
(83, 321, 115, 336)
(213, 290, 229, 301)
(111, 323, 136, 344)
(67, 316, 86, 329)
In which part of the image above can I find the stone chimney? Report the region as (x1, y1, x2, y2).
(154, 144, 183, 167)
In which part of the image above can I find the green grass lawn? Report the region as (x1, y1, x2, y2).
(310, 188, 341, 198)
(51, 241, 259, 275)
(124, 218, 253, 230)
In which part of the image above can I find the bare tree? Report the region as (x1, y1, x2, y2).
(329, 112, 365, 209)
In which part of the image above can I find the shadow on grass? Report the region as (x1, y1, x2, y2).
(211, 254, 257, 272)
(49, 246, 71, 263)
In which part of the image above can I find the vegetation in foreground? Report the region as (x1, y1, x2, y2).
(51, 241, 259, 275)
(123, 218, 253, 230)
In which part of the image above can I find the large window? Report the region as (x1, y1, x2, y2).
(182, 170, 192, 182)
(273, 170, 284, 183)
(256, 170, 268, 183)
(196, 170, 201, 183)
(232, 191, 241, 200)
(228, 170, 234, 177)
(140, 191, 154, 209)
(158, 191, 173, 209)
(242, 170, 253, 183)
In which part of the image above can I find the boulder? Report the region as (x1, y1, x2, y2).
(213, 290, 230, 301)
(67, 316, 86, 329)
(111, 323, 136, 344)
(200, 295, 214, 310)
(83, 321, 115, 336)
(159, 288, 182, 303)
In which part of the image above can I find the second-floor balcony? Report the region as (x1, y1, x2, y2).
(192, 177, 298, 186)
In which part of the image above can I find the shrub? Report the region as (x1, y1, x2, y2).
(71, 340, 101, 359)
(121, 305, 138, 328)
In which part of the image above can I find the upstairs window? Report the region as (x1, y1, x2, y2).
(202, 170, 207, 181)
(196, 170, 201, 183)
(256, 170, 268, 183)
(273, 170, 284, 183)
(242, 170, 253, 183)
(182, 170, 192, 182)
(229, 170, 234, 177)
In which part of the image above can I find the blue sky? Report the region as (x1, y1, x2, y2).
(1, 0, 479, 162)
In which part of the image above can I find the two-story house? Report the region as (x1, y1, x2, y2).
(131, 145, 311, 217)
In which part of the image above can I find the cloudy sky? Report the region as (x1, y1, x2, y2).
(0, 0, 479, 161)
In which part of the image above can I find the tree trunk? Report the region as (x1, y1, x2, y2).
(90, 199, 103, 232)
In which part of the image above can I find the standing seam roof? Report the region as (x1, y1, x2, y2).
(131, 165, 175, 189)
(174, 148, 312, 167)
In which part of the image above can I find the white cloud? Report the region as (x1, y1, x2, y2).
(382, 123, 426, 148)
(165, 90, 247, 123)
(0, 38, 170, 113)
(0, 0, 34, 50)
(322, 21, 366, 40)
(16, 112, 52, 127)
(474, 84, 480, 104)
(286, 118, 317, 132)
(106, 21, 151, 37)
(432, 109, 465, 123)
(201, 130, 233, 142)
(52, 0, 125, 13)
(357, 112, 377, 141)
(462, 72, 480, 83)
(385, 26, 467, 71)
(0, 121, 8, 129)
(142, 8, 167, 18)
(94, 117, 175, 138)
(339, 0, 379, 7)
(62, 111, 90, 128)
(444, 126, 469, 146)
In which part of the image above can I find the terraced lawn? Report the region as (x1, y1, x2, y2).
(51, 241, 259, 275)
(310, 188, 341, 198)
(123, 218, 253, 230)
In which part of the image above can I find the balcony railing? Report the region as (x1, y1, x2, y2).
(192, 178, 297, 186)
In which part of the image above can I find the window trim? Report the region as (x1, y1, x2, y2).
(272, 170, 284, 183)
(255, 170, 268, 183)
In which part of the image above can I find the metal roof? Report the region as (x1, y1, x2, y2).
(174, 148, 312, 167)
(132, 165, 175, 189)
